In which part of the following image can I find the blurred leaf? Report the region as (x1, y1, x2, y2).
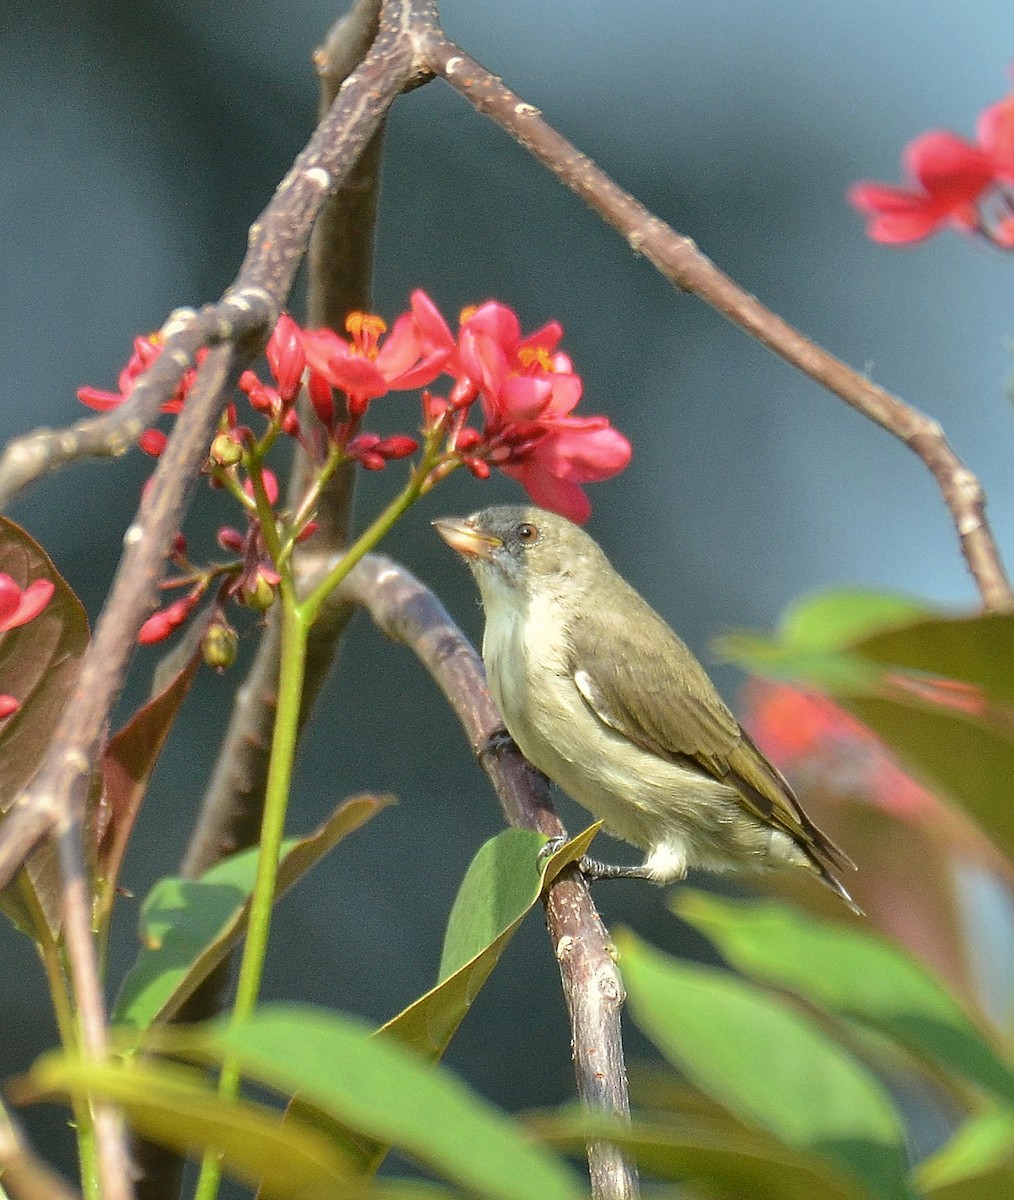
(675, 891, 1014, 1106)
(0, 517, 89, 938)
(845, 695, 1014, 861)
(618, 932, 913, 1200)
(93, 648, 202, 934)
(20, 1053, 353, 1199)
(720, 590, 1014, 861)
(778, 590, 930, 650)
(916, 1110, 1014, 1199)
(857, 612, 1014, 709)
(164, 1005, 584, 1200)
(380, 826, 599, 1061)
(716, 589, 929, 692)
(533, 1109, 872, 1200)
(113, 794, 390, 1030)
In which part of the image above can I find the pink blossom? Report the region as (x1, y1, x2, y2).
(848, 131, 995, 244)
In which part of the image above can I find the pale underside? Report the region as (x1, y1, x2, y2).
(481, 580, 810, 884)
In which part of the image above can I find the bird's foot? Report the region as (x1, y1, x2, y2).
(577, 855, 658, 882)
(537, 835, 567, 866)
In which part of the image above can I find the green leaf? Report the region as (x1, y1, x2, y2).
(113, 794, 390, 1030)
(675, 891, 1014, 1107)
(856, 611, 1014, 709)
(618, 932, 912, 1200)
(779, 590, 930, 651)
(717, 588, 1014, 859)
(916, 1110, 1014, 1199)
(21, 1053, 354, 1199)
(380, 826, 599, 1061)
(0, 517, 89, 938)
(167, 1005, 583, 1200)
(844, 694, 1014, 861)
(533, 1110, 872, 1200)
(716, 589, 929, 692)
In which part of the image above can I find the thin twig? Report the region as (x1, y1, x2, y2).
(411, 15, 1014, 613)
(0, 1113, 80, 1200)
(343, 553, 639, 1200)
(55, 821, 133, 1200)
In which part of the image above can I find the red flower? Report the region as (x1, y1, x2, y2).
(446, 299, 631, 522)
(265, 312, 306, 404)
(0, 576, 54, 632)
(495, 417, 632, 524)
(302, 310, 449, 417)
(0, 575, 55, 717)
(848, 130, 995, 244)
(977, 90, 1014, 180)
(138, 595, 199, 645)
(77, 333, 202, 457)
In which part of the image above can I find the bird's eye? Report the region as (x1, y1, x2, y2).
(515, 522, 539, 545)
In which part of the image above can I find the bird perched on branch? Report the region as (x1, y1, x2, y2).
(434, 505, 859, 914)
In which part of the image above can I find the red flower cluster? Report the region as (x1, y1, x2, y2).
(849, 80, 1014, 245)
(80, 291, 631, 524)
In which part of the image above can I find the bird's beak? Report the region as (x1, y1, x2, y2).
(432, 517, 502, 560)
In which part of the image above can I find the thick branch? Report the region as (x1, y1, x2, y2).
(343, 554, 639, 1200)
(414, 21, 1013, 613)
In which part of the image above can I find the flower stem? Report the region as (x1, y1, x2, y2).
(192, 592, 308, 1200)
(192, 442, 447, 1200)
(300, 443, 445, 625)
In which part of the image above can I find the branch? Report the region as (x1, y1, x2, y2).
(0, 1113, 80, 1200)
(343, 554, 639, 1200)
(0, 0, 425, 889)
(411, 16, 1014, 613)
(55, 820, 133, 1200)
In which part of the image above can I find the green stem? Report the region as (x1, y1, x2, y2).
(192, 594, 308, 1200)
(301, 445, 448, 625)
(192, 442, 448, 1200)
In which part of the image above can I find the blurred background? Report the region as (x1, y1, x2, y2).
(2, 0, 1013, 1179)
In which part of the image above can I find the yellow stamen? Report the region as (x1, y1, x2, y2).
(518, 345, 554, 372)
(345, 311, 387, 357)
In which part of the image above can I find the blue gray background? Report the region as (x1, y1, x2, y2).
(2, 0, 1012, 1179)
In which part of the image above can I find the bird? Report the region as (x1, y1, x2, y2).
(433, 504, 859, 913)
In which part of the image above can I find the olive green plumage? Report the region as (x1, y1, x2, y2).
(435, 505, 858, 913)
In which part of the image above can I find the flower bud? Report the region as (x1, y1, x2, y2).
(202, 621, 239, 671)
(242, 569, 277, 611)
(210, 433, 244, 467)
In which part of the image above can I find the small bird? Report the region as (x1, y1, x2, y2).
(433, 505, 859, 913)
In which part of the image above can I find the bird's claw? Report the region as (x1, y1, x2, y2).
(537, 835, 567, 866)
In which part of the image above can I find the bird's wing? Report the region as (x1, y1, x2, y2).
(569, 598, 852, 869)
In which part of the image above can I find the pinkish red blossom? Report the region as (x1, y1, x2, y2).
(77, 333, 202, 457)
(848, 131, 995, 244)
(302, 311, 449, 418)
(428, 296, 631, 521)
(0, 576, 54, 632)
(138, 589, 206, 645)
(0, 575, 55, 716)
(850, 75, 1014, 247)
